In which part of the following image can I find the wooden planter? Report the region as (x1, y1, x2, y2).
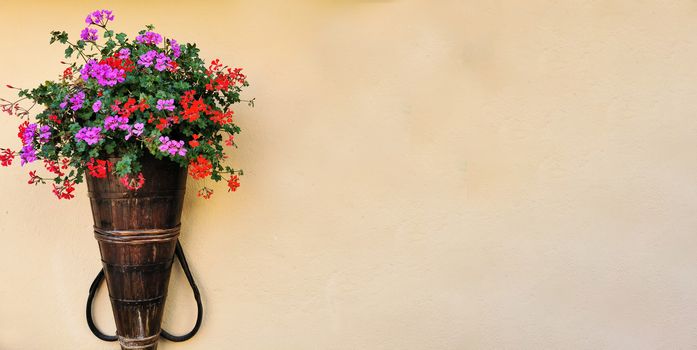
(86, 155, 187, 350)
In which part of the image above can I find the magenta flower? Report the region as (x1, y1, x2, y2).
(156, 99, 175, 111)
(136, 31, 163, 45)
(169, 39, 181, 59)
(117, 48, 131, 59)
(80, 27, 98, 41)
(62, 91, 86, 111)
(154, 53, 171, 71)
(60, 91, 79, 111)
(104, 115, 129, 131)
(85, 9, 114, 25)
(21, 123, 37, 145)
(75, 126, 102, 145)
(158, 136, 187, 156)
(92, 100, 102, 113)
(137, 50, 157, 68)
(19, 145, 37, 165)
(125, 123, 145, 140)
(38, 125, 51, 143)
(80, 59, 125, 87)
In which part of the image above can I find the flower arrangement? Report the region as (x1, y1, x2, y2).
(0, 9, 252, 199)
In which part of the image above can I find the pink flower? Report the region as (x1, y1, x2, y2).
(136, 31, 162, 45)
(156, 99, 175, 111)
(80, 27, 98, 41)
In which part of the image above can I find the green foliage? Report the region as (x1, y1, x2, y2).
(64, 46, 74, 58)
(4, 14, 251, 199)
(49, 31, 68, 44)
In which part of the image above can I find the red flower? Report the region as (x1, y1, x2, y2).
(206, 59, 223, 76)
(188, 155, 212, 180)
(0, 148, 15, 166)
(119, 173, 145, 191)
(179, 91, 207, 123)
(138, 99, 150, 112)
(101, 55, 135, 73)
(227, 175, 240, 192)
(28, 170, 39, 184)
(188, 134, 200, 148)
(181, 90, 196, 105)
(205, 59, 246, 92)
(49, 114, 62, 125)
(86, 158, 113, 178)
(209, 109, 234, 125)
(156, 118, 169, 131)
(113, 98, 148, 119)
(17, 121, 29, 143)
(225, 134, 235, 147)
(62, 67, 73, 80)
(197, 187, 214, 199)
(43, 159, 64, 176)
(52, 178, 75, 200)
(168, 61, 179, 72)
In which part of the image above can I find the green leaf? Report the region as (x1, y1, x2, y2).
(104, 141, 116, 155)
(102, 39, 116, 56)
(79, 111, 93, 120)
(49, 31, 59, 44)
(50, 31, 69, 44)
(64, 46, 74, 58)
(115, 33, 127, 45)
(115, 156, 133, 176)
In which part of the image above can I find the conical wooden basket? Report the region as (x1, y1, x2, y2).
(86, 155, 187, 350)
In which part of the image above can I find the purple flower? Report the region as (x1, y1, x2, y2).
(68, 91, 85, 111)
(169, 39, 181, 59)
(104, 115, 129, 131)
(133, 122, 144, 134)
(22, 123, 37, 145)
(158, 136, 187, 157)
(156, 99, 175, 111)
(154, 53, 171, 71)
(59, 92, 85, 110)
(75, 126, 102, 145)
(85, 9, 114, 25)
(80, 27, 98, 41)
(38, 125, 51, 143)
(136, 31, 163, 45)
(80, 59, 125, 87)
(117, 48, 130, 59)
(92, 100, 102, 113)
(125, 122, 145, 140)
(19, 145, 37, 165)
(137, 50, 157, 68)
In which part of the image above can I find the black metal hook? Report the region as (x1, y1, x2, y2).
(86, 239, 203, 342)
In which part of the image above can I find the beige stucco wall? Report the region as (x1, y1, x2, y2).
(2, 0, 697, 349)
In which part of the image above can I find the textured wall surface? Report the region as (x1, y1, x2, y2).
(2, 0, 697, 349)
